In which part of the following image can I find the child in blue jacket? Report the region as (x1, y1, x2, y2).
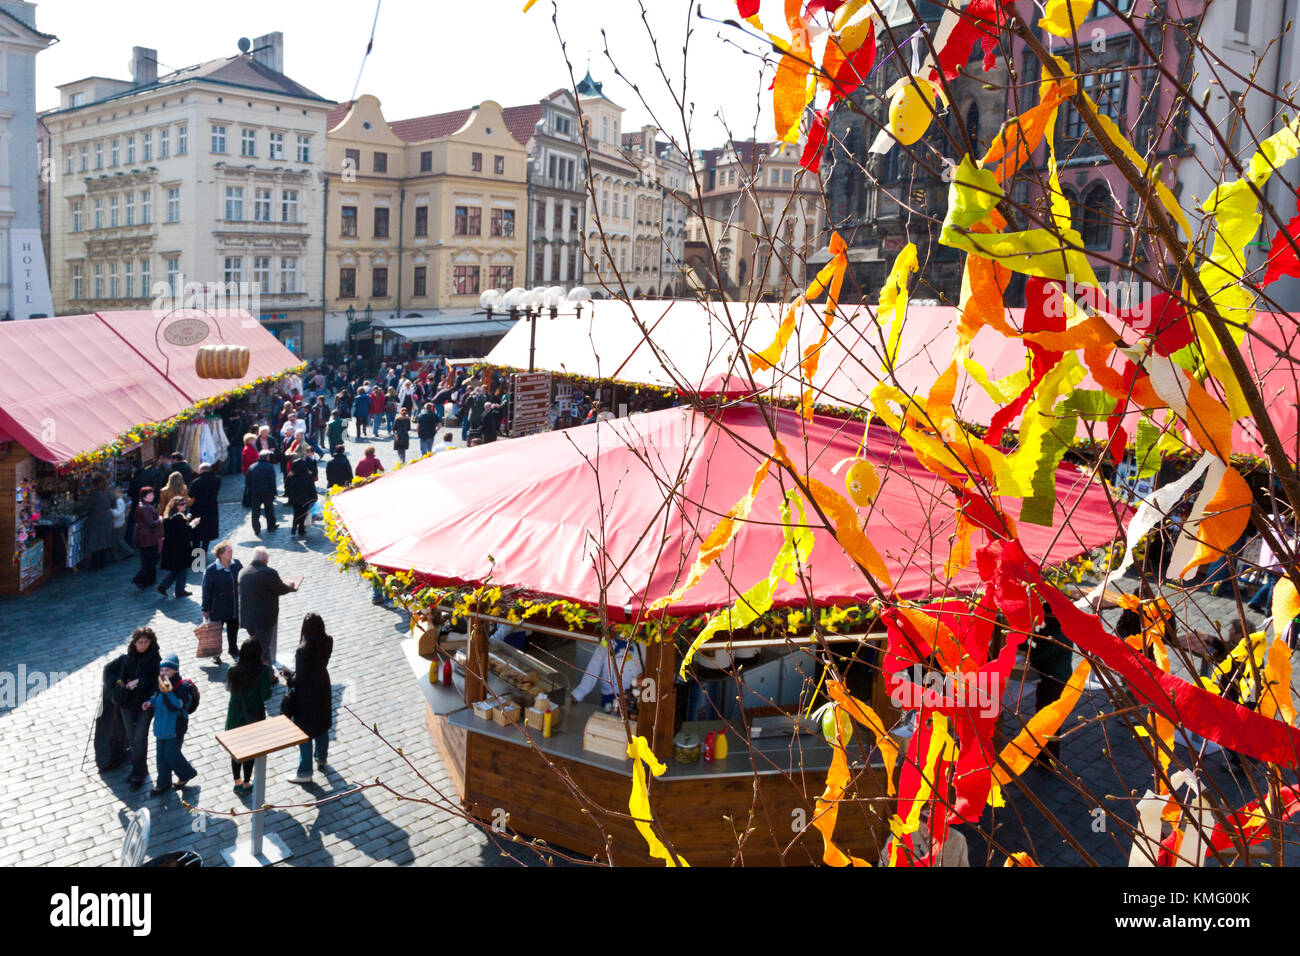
(145, 652, 198, 795)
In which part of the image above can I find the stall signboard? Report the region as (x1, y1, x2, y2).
(19, 541, 43, 591)
(65, 516, 86, 569)
(511, 372, 552, 435)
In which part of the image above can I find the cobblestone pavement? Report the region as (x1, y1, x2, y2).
(1, 422, 1296, 866)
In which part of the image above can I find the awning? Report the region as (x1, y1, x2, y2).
(331, 403, 1121, 617)
(388, 320, 516, 341)
(0, 310, 300, 464)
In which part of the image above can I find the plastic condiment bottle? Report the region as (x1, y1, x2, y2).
(543, 708, 553, 738)
(441, 659, 453, 687)
(714, 730, 728, 760)
(428, 659, 438, 684)
(704, 731, 716, 763)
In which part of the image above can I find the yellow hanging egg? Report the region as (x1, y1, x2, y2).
(845, 459, 879, 506)
(820, 703, 854, 745)
(888, 80, 936, 146)
(833, 2, 874, 53)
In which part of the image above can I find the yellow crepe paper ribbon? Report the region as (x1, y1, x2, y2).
(1259, 638, 1297, 726)
(888, 713, 954, 866)
(1040, 0, 1094, 37)
(749, 235, 848, 373)
(828, 681, 900, 795)
(992, 657, 1091, 784)
(812, 743, 874, 866)
(627, 735, 688, 866)
(800, 232, 850, 418)
(877, 242, 919, 375)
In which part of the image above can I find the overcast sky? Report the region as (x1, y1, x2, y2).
(33, 0, 783, 147)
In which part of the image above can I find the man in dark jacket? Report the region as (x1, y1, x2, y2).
(165, 451, 194, 487)
(245, 450, 279, 534)
(417, 402, 441, 456)
(187, 462, 222, 554)
(351, 388, 371, 439)
(238, 546, 299, 673)
(326, 445, 353, 488)
(201, 542, 243, 662)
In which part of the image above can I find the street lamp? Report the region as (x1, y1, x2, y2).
(345, 304, 356, 359)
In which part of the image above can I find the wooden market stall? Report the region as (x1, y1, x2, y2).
(0, 309, 300, 596)
(330, 403, 1124, 865)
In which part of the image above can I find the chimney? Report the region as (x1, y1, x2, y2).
(251, 32, 284, 73)
(642, 124, 656, 153)
(132, 46, 158, 87)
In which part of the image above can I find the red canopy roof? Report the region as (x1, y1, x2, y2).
(332, 404, 1122, 618)
(0, 310, 299, 463)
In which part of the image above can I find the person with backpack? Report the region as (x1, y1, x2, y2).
(282, 613, 334, 784)
(225, 639, 272, 795)
(104, 627, 161, 790)
(145, 652, 199, 795)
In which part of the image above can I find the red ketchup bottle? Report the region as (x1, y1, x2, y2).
(441, 659, 453, 687)
(704, 731, 716, 763)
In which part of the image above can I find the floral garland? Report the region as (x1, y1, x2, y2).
(57, 364, 307, 474)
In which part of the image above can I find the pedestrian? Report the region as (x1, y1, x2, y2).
(327, 407, 347, 452)
(225, 639, 272, 795)
(109, 485, 134, 563)
(430, 431, 457, 456)
(156, 496, 198, 599)
(158, 470, 189, 515)
(326, 445, 353, 488)
(312, 395, 330, 447)
(240, 433, 259, 473)
(202, 541, 244, 664)
(1027, 605, 1073, 765)
(131, 487, 162, 590)
(254, 424, 281, 467)
(244, 449, 279, 534)
(81, 476, 116, 571)
(187, 461, 222, 554)
(385, 387, 399, 434)
(146, 652, 198, 795)
(369, 381, 387, 435)
(299, 444, 320, 483)
(103, 627, 160, 790)
(165, 451, 194, 487)
(282, 613, 334, 784)
(462, 386, 487, 441)
(393, 407, 411, 464)
(238, 545, 300, 674)
(285, 457, 318, 537)
(417, 402, 439, 457)
(351, 387, 371, 440)
(355, 446, 384, 479)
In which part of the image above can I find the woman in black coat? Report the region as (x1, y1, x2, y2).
(81, 476, 116, 570)
(156, 497, 199, 598)
(104, 627, 161, 788)
(187, 463, 222, 554)
(283, 613, 333, 783)
(284, 458, 318, 538)
(392, 407, 412, 464)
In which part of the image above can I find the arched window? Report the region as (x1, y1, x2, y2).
(1080, 182, 1115, 249)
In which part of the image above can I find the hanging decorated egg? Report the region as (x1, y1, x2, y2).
(819, 702, 854, 745)
(888, 79, 938, 146)
(845, 459, 879, 506)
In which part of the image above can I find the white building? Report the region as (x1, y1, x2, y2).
(1, 1, 54, 319)
(40, 33, 334, 355)
(622, 124, 690, 296)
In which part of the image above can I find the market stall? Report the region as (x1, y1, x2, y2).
(0, 309, 301, 596)
(329, 402, 1124, 864)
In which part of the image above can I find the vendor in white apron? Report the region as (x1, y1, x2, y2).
(571, 635, 644, 713)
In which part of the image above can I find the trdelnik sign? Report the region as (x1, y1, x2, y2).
(8, 228, 54, 319)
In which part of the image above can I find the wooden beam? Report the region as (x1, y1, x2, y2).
(464, 615, 489, 705)
(637, 633, 677, 763)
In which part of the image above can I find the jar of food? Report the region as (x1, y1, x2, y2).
(673, 732, 701, 764)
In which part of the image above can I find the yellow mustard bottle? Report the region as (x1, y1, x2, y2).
(714, 730, 727, 760)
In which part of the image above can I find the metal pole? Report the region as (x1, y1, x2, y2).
(249, 753, 266, 855)
(528, 308, 537, 373)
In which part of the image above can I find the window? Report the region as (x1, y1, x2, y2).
(550, 202, 560, 230)
(296, 135, 311, 163)
(338, 267, 356, 298)
(471, 152, 482, 172)
(622, 194, 629, 219)
(254, 187, 272, 222)
(241, 128, 257, 157)
(344, 148, 360, 173)
(420, 150, 432, 172)
(1235, 0, 1252, 34)
(72, 264, 83, 299)
(211, 125, 227, 154)
(253, 256, 271, 293)
(95, 142, 103, 169)
(126, 135, 135, 165)
(109, 196, 120, 228)
(93, 264, 103, 298)
(280, 257, 298, 293)
(601, 116, 608, 142)
(111, 138, 119, 166)
(93, 198, 103, 230)
(269, 131, 285, 161)
(341, 205, 357, 237)
(225, 186, 244, 221)
(108, 263, 118, 299)
(140, 258, 150, 296)
(70, 91, 85, 107)
(374, 207, 390, 238)
(454, 205, 481, 236)
(414, 205, 428, 237)
(372, 151, 387, 173)
(141, 190, 151, 224)
(281, 189, 298, 223)
(784, 168, 792, 183)
(72, 201, 83, 232)
(177, 125, 188, 154)
(491, 208, 515, 238)
(142, 132, 152, 162)
(79, 145, 87, 172)
(125, 192, 135, 226)
(372, 266, 388, 297)
(413, 265, 427, 297)
(1065, 51, 1127, 140)
(159, 128, 169, 158)
(124, 261, 134, 299)
(223, 256, 243, 286)
(601, 188, 608, 216)
(549, 155, 557, 183)
(453, 265, 480, 295)
(166, 257, 180, 295)
(166, 187, 180, 223)
(569, 206, 579, 232)
(489, 265, 513, 288)
(1080, 183, 1115, 249)
(494, 155, 505, 175)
